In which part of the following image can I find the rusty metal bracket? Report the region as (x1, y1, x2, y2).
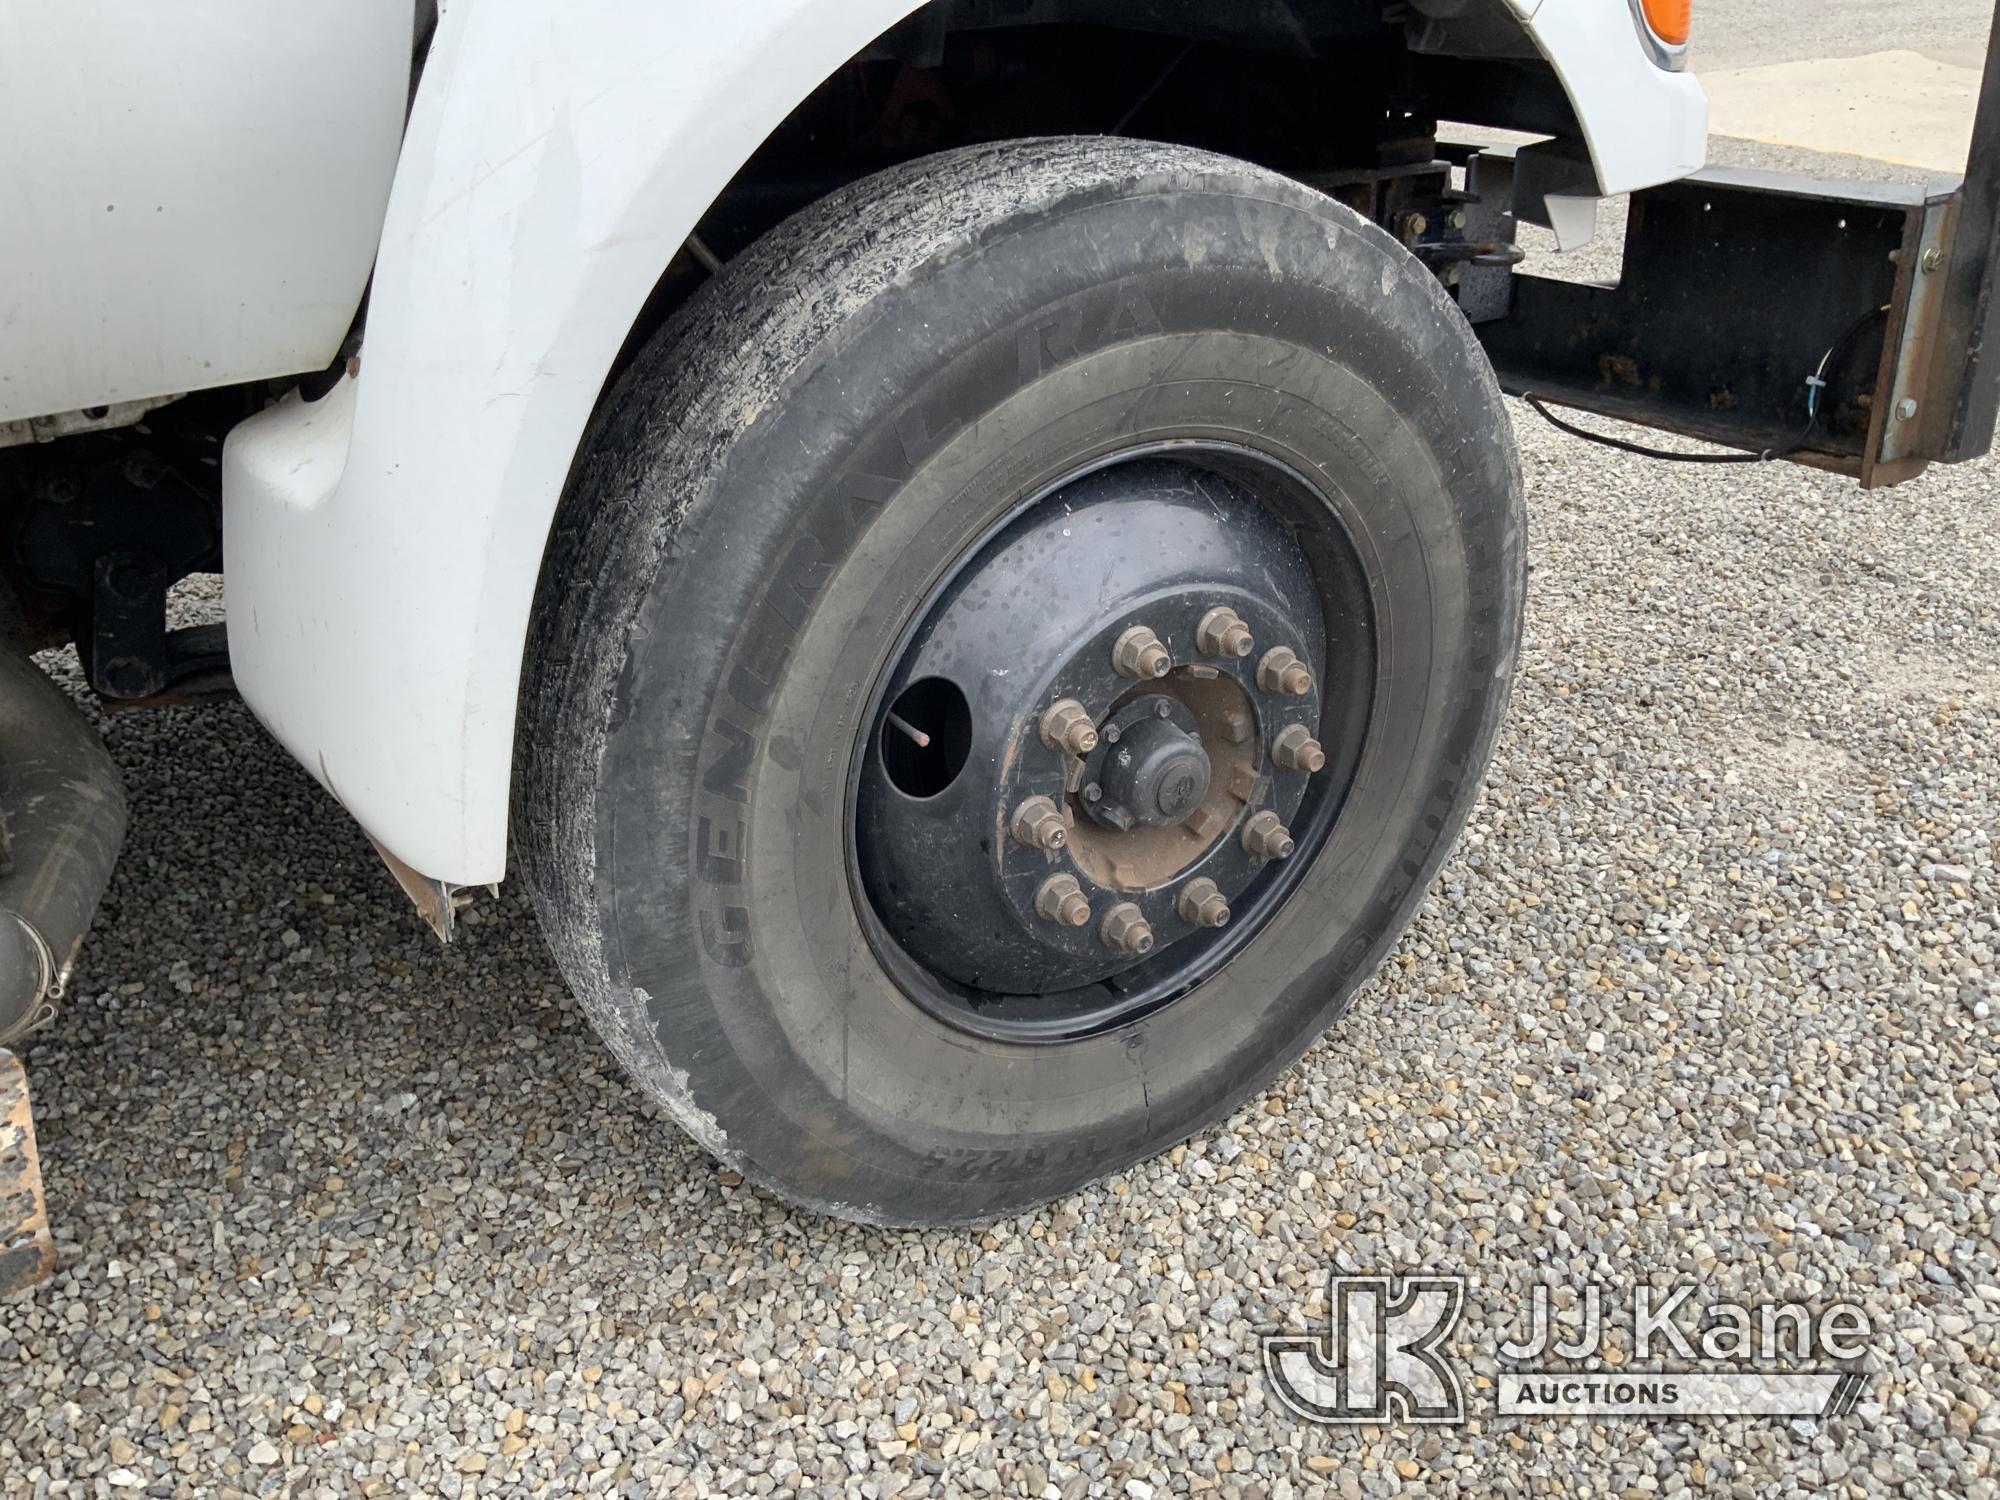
(367, 835, 463, 943)
(1862, 192, 1960, 487)
(0, 1047, 55, 1297)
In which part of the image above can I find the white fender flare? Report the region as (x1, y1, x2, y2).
(223, 0, 1704, 886)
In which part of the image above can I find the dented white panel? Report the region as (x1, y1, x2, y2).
(0, 2, 410, 422)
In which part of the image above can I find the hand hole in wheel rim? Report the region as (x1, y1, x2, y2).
(879, 676, 973, 797)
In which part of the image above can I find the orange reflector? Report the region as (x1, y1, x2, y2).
(1643, 0, 1692, 46)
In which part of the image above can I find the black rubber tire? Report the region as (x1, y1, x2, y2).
(514, 138, 1524, 1225)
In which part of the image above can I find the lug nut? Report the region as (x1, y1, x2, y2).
(1011, 795, 1069, 851)
(1039, 698, 1099, 755)
(1272, 724, 1327, 773)
(1257, 646, 1314, 697)
(1195, 606, 1255, 660)
(1035, 874, 1092, 928)
(1242, 810, 1296, 861)
(1113, 625, 1173, 680)
(1177, 878, 1231, 929)
(1101, 902, 1155, 955)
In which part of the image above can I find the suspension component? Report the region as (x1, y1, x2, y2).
(1257, 646, 1313, 697)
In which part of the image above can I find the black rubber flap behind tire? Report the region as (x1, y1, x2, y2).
(514, 138, 1525, 1225)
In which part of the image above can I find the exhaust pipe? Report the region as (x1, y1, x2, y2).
(0, 649, 127, 1043)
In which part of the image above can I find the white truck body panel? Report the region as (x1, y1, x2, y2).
(210, 0, 1706, 887)
(226, 0, 926, 883)
(1530, 0, 1706, 193)
(0, 2, 410, 423)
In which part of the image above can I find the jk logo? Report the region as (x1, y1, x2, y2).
(1263, 1275, 1467, 1424)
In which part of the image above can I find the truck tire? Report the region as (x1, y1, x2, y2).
(514, 138, 1523, 1224)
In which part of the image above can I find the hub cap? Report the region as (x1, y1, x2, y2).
(852, 450, 1373, 1039)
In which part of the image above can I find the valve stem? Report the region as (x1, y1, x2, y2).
(886, 712, 930, 748)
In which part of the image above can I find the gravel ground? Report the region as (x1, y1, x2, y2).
(5, 137, 2000, 1500)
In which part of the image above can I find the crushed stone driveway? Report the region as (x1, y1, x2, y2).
(4, 395, 1994, 1498)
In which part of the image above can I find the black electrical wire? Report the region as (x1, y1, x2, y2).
(1524, 303, 1890, 464)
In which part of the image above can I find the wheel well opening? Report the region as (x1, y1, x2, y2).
(607, 0, 1571, 382)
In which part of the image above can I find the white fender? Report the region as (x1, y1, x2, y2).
(223, 0, 1705, 886)
(1525, 0, 1707, 194)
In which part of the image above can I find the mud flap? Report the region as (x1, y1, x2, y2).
(1475, 7, 2000, 488)
(0, 1048, 54, 1296)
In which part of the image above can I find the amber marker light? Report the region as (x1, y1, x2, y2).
(1643, 0, 1692, 47)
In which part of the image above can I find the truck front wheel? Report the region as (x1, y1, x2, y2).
(515, 138, 1524, 1223)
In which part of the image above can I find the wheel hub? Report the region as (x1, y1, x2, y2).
(853, 452, 1364, 1033)
(1083, 696, 1210, 831)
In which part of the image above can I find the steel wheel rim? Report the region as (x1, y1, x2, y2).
(845, 441, 1378, 1042)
